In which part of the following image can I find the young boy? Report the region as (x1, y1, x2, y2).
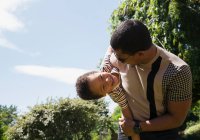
(75, 49, 140, 140)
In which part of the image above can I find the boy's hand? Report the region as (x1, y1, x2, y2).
(119, 117, 136, 136)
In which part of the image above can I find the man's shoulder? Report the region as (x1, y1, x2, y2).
(158, 46, 189, 68)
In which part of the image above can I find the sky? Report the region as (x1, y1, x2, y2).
(0, 0, 121, 113)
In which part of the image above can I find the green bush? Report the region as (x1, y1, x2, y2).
(6, 98, 112, 140)
(183, 122, 200, 140)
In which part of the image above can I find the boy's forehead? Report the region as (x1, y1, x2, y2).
(88, 72, 104, 94)
(90, 72, 99, 78)
(88, 72, 97, 77)
(93, 72, 101, 77)
(88, 72, 100, 83)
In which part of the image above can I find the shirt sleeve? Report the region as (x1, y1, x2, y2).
(100, 54, 113, 72)
(109, 87, 129, 109)
(100, 51, 129, 109)
(167, 65, 192, 101)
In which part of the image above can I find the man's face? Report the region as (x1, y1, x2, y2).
(87, 72, 120, 97)
(114, 49, 143, 65)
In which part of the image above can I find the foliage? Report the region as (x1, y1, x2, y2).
(111, 106, 121, 122)
(0, 121, 4, 139)
(91, 100, 118, 140)
(109, 0, 200, 102)
(0, 105, 17, 140)
(6, 98, 112, 140)
(111, 106, 121, 134)
(0, 105, 17, 126)
(179, 100, 200, 137)
(185, 100, 200, 128)
(183, 122, 200, 140)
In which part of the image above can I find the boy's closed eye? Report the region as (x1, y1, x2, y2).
(99, 74, 106, 92)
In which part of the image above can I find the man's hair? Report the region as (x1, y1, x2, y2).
(110, 19, 152, 55)
(76, 71, 103, 100)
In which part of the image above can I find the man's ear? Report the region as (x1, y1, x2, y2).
(137, 51, 145, 57)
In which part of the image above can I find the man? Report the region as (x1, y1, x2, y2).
(102, 19, 192, 140)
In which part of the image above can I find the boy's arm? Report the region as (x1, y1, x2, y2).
(121, 106, 133, 120)
(101, 49, 139, 139)
(109, 89, 129, 113)
(115, 93, 140, 140)
(100, 46, 114, 73)
(101, 46, 133, 118)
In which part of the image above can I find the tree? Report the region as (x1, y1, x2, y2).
(111, 106, 121, 122)
(6, 98, 112, 140)
(0, 121, 4, 139)
(109, 0, 200, 102)
(90, 99, 115, 140)
(0, 105, 17, 139)
(111, 106, 121, 134)
(0, 105, 17, 125)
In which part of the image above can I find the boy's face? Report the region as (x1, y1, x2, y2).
(88, 72, 120, 97)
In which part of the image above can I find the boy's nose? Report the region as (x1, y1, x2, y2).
(105, 77, 111, 83)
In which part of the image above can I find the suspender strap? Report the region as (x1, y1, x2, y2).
(147, 56, 162, 119)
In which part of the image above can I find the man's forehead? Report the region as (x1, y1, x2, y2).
(114, 49, 129, 56)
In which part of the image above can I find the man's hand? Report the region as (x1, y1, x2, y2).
(119, 117, 136, 136)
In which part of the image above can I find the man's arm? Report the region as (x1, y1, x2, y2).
(119, 99, 191, 135)
(140, 99, 191, 131)
(141, 65, 192, 131)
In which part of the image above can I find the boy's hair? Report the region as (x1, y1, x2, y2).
(110, 19, 152, 55)
(75, 71, 103, 100)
